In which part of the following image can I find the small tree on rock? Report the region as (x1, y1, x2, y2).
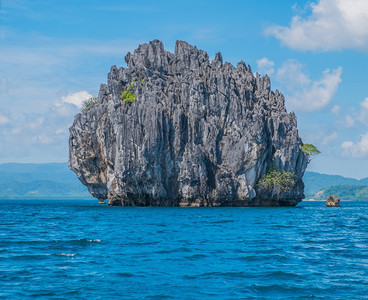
(302, 143, 321, 163)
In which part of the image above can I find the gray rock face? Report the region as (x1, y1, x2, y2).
(69, 40, 308, 206)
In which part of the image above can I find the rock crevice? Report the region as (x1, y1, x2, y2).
(69, 40, 308, 206)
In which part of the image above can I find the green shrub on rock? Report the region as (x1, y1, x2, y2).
(82, 97, 98, 112)
(257, 170, 296, 199)
(120, 84, 136, 104)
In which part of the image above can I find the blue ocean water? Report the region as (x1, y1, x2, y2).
(1, 200, 368, 299)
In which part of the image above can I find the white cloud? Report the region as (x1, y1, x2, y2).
(0, 19, 140, 163)
(358, 97, 368, 125)
(322, 131, 338, 145)
(331, 105, 341, 115)
(0, 78, 11, 94)
(55, 128, 65, 135)
(265, 0, 368, 52)
(53, 101, 82, 118)
(0, 29, 138, 114)
(337, 113, 355, 128)
(342, 133, 368, 157)
(256, 57, 275, 75)
(0, 28, 138, 163)
(275, 60, 342, 112)
(302, 129, 338, 149)
(38, 134, 54, 145)
(60, 91, 92, 109)
(0, 114, 9, 125)
(344, 115, 355, 128)
(11, 128, 21, 134)
(0, 92, 84, 163)
(338, 97, 368, 128)
(28, 117, 44, 130)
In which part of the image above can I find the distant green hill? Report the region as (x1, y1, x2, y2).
(303, 171, 362, 196)
(0, 163, 93, 199)
(303, 171, 368, 200)
(313, 185, 368, 201)
(359, 177, 368, 185)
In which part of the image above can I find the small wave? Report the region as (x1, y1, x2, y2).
(183, 274, 198, 280)
(273, 224, 293, 228)
(66, 238, 102, 245)
(250, 283, 302, 294)
(238, 253, 288, 262)
(147, 223, 167, 227)
(184, 253, 207, 260)
(55, 253, 75, 257)
(262, 270, 302, 279)
(155, 247, 191, 254)
(115, 272, 135, 277)
(126, 241, 159, 246)
(77, 238, 101, 243)
(145, 294, 175, 299)
(8, 254, 50, 261)
(0, 238, 102, 246)
(200, 271, 247, 278)
(237, 255, 261, 262)
(209, 219, 234, 224)
(30, 292, 57, 297)
(0, 240, 50, 246)
(357, 215, 368, 221)
(86, 239, 101, 242)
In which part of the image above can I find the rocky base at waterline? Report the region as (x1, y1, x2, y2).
(325, 195, 340, 207)
(69, 40, 308, 207)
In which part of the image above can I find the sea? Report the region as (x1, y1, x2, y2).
(1, 200, 368, 299)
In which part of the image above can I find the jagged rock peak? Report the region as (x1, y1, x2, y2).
(69, 40, 308, 207)
(214, 52, 223, 65)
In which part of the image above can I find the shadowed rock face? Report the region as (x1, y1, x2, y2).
(69, 40, 308, 207)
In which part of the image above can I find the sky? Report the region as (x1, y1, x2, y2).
(1, 0, 368, 178)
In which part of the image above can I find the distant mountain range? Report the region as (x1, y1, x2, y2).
(303, 171, 368, 195)
(0, 163, 93, 199)
(0, 163, 367, 200)
(312, 185, 368, 201)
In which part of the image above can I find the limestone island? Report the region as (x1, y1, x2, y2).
(69, 40, 309, 207)
(325, 195, 341, 207)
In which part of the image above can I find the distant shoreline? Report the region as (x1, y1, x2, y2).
(303, 199, 368, 201)
(0, 197, 94, 201)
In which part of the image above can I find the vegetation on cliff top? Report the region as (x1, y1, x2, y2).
(82, 97, 98, 112)
(257, 169, 296, 199)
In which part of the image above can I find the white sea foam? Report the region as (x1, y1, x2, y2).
(86, 239, 101, 242)
(56, 253, 75, 257)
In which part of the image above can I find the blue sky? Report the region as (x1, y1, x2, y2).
(1, 0, 368, 178)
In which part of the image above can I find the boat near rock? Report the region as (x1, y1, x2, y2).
(69, 40, 308, 207)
